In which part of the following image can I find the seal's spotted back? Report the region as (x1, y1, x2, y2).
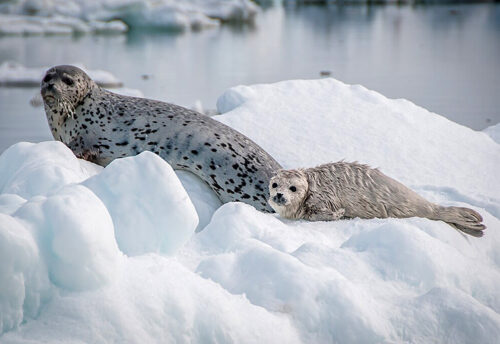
(41, 65, 282, 212)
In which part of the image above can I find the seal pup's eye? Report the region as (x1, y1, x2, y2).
(43, 74, 52, 83)
(62, 77, 74, 86)
(289, 186, 297, 192)
(272, 183, 278, 188)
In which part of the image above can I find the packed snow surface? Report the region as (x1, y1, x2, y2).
(0, 61, 123, 88)
(0, 0, 258, 33)
(1, 78, 499, 343)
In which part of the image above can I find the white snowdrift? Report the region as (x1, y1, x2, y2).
(0, 0, 258, 33)
(83, 151, 199, 256)
(0, 61, 123, 88)
(0, 77, 499, 343)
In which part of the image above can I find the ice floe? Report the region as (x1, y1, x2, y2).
(0, 77, 499, 343)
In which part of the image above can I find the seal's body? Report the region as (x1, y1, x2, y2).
(268, 162, 486, 237)
(41, 65, 281, 211)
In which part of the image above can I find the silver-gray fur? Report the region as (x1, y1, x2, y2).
(268, 162, 486, 237)
(41, 65, 282, 212)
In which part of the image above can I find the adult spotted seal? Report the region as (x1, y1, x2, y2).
(41, 65, 281, 211)
(268, 162, 486, 237)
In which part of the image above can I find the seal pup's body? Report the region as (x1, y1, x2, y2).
(268, 162, 486, 237)
(41, 65, 281, 212)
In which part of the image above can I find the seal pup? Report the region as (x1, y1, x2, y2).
(268, 162, 486, 237)
(41, 65, 282, 212)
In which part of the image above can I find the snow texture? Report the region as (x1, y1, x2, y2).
(0, 0, 258, 33)
(0, 78, 499, 343)
(0, 61, 123, 88)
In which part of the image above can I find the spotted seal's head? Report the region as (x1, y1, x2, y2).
(268, 169, 308, 218)
(41, 65, 96, 121)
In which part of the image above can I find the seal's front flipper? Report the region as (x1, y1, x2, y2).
(306, 208, 345, 221)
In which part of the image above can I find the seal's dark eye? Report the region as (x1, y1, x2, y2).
(43, 74, 52, 83)
(62, 77, 74, 86)
(272, 183, 278, 188)
(289, 186, 297, 192)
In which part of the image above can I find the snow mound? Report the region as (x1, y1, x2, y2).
(0, 144, 207, 335)
(0, 0, 258, 32)
(191, 202, 500, 343)
(0, 13, 127, 35)
(1, 77, 499, 342)
(84, 152, 199, 256)
(0, 141, 98, 199)
(0, 61, 123, 88)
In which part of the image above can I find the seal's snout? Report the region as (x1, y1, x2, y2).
(273, 193, 287, 205)
(41, 72, 59, 106)
(41, 85, 57, 105)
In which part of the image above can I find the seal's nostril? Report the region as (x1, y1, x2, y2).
(277, 193, 283, 199)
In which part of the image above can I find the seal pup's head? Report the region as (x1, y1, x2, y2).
(41, 65, 96, 121)
(268, 169, 308, 218)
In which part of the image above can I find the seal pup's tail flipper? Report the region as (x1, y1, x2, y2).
(433, 206, 486, 237)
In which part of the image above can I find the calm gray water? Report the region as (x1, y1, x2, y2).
(1, 4, 499, 152)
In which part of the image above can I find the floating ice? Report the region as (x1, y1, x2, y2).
(0, 77, 499, 342)
(0, 61, 123, 88)
(0, 14, 127, 35)
(0, 0, 258, 33)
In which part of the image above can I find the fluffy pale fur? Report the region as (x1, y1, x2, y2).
(268, 162, 486, 237)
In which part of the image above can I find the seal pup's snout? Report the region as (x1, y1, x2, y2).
(273, 193, 287, 205)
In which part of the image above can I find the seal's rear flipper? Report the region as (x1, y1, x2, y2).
(435, 206, 486, 237)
